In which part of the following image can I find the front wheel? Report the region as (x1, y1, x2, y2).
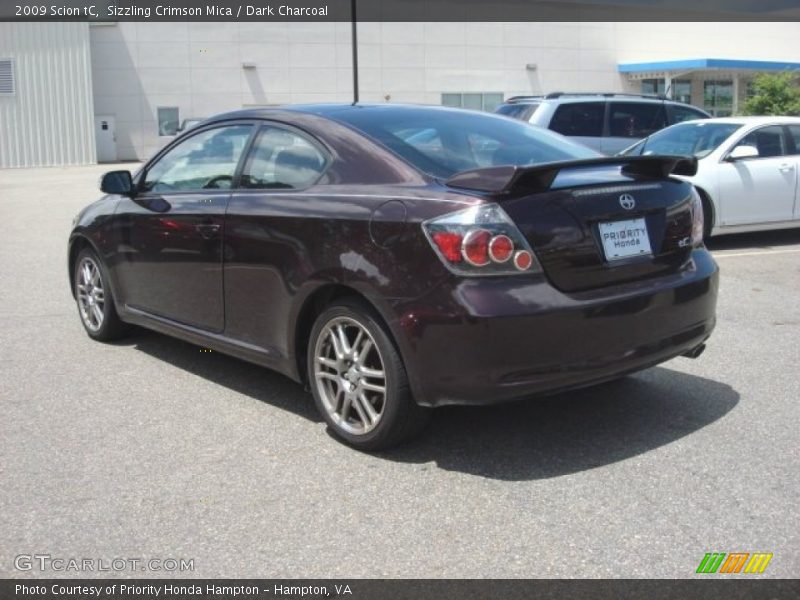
(74, 248, 130, 341)
(307, 298, 430, 450)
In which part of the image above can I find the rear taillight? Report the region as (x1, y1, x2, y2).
(690, 187, 704, 246)
(423, 203, 540, 276)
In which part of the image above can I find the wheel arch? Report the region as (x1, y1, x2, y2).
(292, 284, 382, 383)
(693, 185, 716, 237)
(68, 234, 124, 314)
(68, 235, 94, 298)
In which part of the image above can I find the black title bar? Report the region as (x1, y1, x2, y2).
(2, 0, 800, 22)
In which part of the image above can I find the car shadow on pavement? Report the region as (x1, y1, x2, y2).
(122, 329, 738, 482)
(121, 328, 321, 422)
(379, 367, 739, 481)
(706, 228, 800, 251)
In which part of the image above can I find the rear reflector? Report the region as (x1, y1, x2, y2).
(514, 250, 533, 271)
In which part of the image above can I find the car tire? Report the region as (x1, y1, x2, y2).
(307, 297, 431, 450)
(74, 247, 130, 342)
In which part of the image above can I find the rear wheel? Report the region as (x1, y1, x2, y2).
(74, 248, 130, 341)
(307, 298, 430, 450)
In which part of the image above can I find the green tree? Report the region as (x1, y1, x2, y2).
(741, 72, 800, 116)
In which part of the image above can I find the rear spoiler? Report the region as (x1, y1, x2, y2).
(445, 155, 698, 195)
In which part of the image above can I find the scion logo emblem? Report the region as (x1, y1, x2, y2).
(619, 193, 636, 210)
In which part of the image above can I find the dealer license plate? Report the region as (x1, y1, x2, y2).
(598, 218, 652, 261)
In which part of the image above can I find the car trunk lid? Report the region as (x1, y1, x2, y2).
(446, 156, 698, 292)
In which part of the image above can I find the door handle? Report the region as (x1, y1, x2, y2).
(196, 222, 221, 239)
(779, 163, 795, 172)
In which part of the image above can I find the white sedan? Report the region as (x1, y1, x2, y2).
(622, 116, 800, 237)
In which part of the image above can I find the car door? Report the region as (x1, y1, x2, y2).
(602, 101, 667, 155)
(786, 124, 800, 220)
(716, 125, 796, 225)
(113, 123, 254, 331)
(224, 123, 330, 354)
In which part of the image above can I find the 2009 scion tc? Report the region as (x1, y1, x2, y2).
(69, 104, 718, 449)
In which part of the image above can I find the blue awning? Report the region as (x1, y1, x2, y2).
(618, 58, 800, 73)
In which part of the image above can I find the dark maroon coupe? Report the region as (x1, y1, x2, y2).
(69, 104, 718, 449)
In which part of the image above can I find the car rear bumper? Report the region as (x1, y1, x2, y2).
(387, 248, 719, 407)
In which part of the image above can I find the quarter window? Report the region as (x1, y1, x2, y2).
(241, 126, 327, 190)
(733, 125, 787, 158)
(143, 125, 253, 193)
(549, 103, 604, 138)
(608, 102, 667, 138)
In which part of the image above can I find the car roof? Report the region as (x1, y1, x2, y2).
(205, 102, 513, 123)
(677, 115, 800, 125)
(503, 93, 685, 106)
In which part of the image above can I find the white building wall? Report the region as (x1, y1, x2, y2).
(89, 21, 800, 161)
(0, 22, 95, 168)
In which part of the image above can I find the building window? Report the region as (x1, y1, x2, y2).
(641, 78, 665, 96)
(441, 93, 504, 112)
(157, 107, 180, 136)
(0, 59, 14, 95)
(745, 78, 757, 99)
(673, 80, 692, 104)
(703, 80, 733, 117)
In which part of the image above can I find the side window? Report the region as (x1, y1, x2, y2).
(608, 102, 667, 138)
(549, 102, 604, 137)
(734, 125, 787, 159)
(787, 125, 800, 155)
(671, 105, 707, 124)
(241, 126, 327, 190)
(143, 125, 253, 193)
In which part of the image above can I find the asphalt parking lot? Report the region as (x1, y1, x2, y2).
(1, 163, 798, 579)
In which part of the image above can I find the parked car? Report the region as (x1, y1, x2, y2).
(69, 104, 718, 449)
(621, 116, 800, 237)
(495, 93, 710, 155)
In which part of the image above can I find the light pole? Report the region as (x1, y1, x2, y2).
(351, 0, 359, 104)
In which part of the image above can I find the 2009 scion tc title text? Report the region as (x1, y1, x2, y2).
(14, 4, 330, 18)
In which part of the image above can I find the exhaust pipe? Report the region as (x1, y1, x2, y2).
(682, 343, 706, 359)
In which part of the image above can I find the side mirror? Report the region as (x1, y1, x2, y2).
(99, 170, 134, 195)
(727, 145, 759, 161)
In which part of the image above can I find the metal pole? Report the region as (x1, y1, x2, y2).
(351, 0, 359, 104)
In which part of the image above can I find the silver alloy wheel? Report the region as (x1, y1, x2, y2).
(76, 257, 105, 332)
(313, 316, 387, 435)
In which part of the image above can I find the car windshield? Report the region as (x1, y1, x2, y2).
(332, 106, 599, 179)
(623, 121, 743, 159)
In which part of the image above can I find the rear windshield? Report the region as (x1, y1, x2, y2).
(332, 106, 599, 179)
(495, 102, 540, 121)
(622, 121, 743, 158)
